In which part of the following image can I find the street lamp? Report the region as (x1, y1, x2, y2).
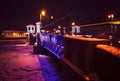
(72, 22, 76, 26)
(37, 10, 46, 42)
(35, 10, 46, 45)
(107, 13, 114, 20)
(107, 13, 115, 46)
(40, 10, 46, 26)
(50, 16, 54, 19)
(33, 9, 46, 54)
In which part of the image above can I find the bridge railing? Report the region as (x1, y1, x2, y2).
(41, 33, 64, 58)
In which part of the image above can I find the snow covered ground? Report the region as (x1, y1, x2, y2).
(0, 39, 62, 81)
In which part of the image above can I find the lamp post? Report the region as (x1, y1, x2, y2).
(33, 10, 46, 54)
(71, 22, 76, 35)
(40, 10, 46, 26)
(107, 13, 115, 46)
(36, 10, 46, 43)
(35, 10, 46, 43)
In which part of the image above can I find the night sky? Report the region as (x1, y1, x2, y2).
(0, 0, 120, 31)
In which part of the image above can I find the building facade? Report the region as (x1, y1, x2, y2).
(1, 30, 26, 38)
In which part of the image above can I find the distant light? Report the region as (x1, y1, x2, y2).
(41, 10, 46, 16)
(53, 29, 56, 32)
(13, 32, 16, 36)
(41, 30, 45, 33)
(111, 14, 114, 18)
(2, 33, 4, 35)
(58, 25, 61, 29)
(108, 15, 111, 19)
(65, 34, 69, 36)
(118, 41, 120, 43)
(72, 22, 76, 26)
(72, 34, 75, 36)
(46, 30, 49, 33)
(50, 16, 54, 19)
(107, 13, 114, 20)
(84, 76, 90, 81)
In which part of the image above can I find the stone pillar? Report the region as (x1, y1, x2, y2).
(72, 26, 75, 35)
(36, 22, 41, 33)
(35, 22, 41, 45)
(26, 24, 36, 45)
(26, 24, 35, 34)
(76, 26, 80, 34)
(33, 22, 42, 54)
(72, 25, 80, 35)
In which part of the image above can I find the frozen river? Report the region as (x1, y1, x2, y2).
(0, 39, 62, 81)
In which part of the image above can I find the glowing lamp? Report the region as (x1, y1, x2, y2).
(72, 22, 76, 26)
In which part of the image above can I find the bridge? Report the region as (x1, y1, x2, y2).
(27, 21, 120, 81)
(1, 21, 120, 81)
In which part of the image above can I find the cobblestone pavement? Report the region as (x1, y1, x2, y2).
(0, 39, 62, 81)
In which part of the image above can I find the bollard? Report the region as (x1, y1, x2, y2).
(33, 42, 46, 54)
(33, 42, 40, 54)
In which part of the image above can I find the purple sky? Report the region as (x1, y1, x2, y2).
(0, 0, 120, 31)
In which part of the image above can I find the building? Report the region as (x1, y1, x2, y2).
(1, 30, 26, 39)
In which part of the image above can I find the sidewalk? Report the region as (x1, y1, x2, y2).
(0, 39, 62, 81)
